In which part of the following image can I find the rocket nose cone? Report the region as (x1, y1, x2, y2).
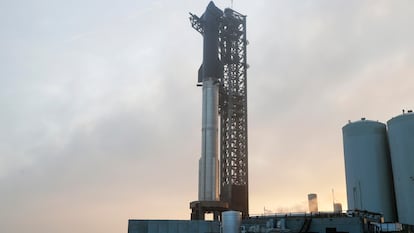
(207, 1, 216, 8)
(206, 1, 223, 16)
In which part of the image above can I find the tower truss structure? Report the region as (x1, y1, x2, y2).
(218, 8, 248, 219)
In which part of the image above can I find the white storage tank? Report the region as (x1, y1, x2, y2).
(387, 112, 414, 225)
(222, 211, 241, 233)
(342, 119, 397, 222)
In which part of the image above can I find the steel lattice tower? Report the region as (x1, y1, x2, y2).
(218, 8, 248, 218)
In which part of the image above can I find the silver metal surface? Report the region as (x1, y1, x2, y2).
(342, 119, 396, 222)
(222, 211, 241, 233)
(198, 78, 219, 201)
(387, 112, 414, 225)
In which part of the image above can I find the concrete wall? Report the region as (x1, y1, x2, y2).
(128, 220, 220, 233)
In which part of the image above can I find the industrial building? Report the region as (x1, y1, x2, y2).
(128, 2, 414, 233)
(129, 211, 403, 233)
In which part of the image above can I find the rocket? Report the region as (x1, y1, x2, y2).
(193, 1, 223, 201)
(197, 1, 223, 84)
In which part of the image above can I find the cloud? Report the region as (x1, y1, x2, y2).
(1, 1, 414, 233)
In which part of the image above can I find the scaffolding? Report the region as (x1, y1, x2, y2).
(218, 8, 248, 219)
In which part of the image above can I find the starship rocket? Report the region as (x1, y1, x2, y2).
(196, 2, 223, 202)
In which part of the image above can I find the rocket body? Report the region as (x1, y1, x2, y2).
(197, 2, 222, 202)
(198, 78, 219, 201)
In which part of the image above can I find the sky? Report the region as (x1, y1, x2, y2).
(1, 0, 414, 233)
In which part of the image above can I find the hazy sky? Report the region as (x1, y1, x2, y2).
(1, 1, 414, 233)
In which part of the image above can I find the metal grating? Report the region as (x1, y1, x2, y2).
(189, 13, 203, 35)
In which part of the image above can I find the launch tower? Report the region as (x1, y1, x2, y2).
(189, 2, 249, 220)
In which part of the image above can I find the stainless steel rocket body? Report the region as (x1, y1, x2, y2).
(198, 78, 219, 201)
(193, 2, 223, 202)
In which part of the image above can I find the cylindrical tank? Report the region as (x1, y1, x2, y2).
(333, 203, 342, 213)
(342, 119, 397, 222)
(222, 211, 241, 233)
(387, 112, 414, 225)
(308, 193, 318, 213)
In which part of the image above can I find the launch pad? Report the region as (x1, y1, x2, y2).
(189, 201, 229, 221)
